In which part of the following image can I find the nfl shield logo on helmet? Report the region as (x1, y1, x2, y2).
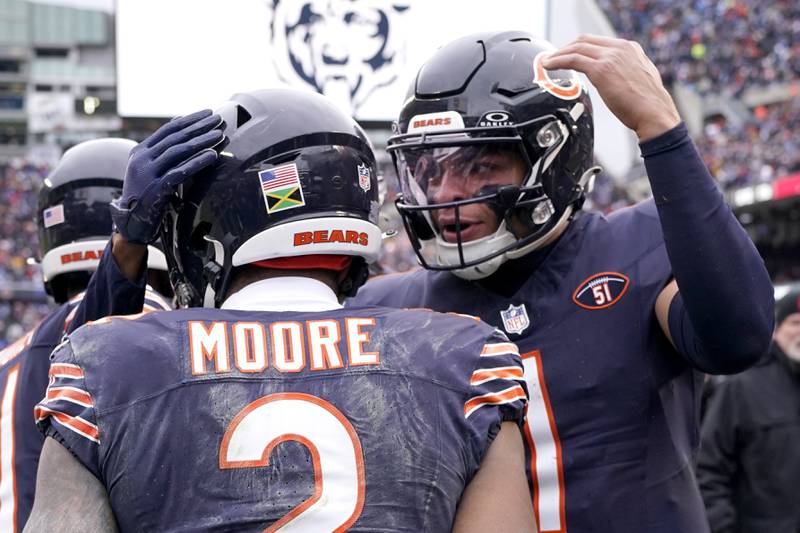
(357, 163, 371, 193)
(500, 303, 530, 335)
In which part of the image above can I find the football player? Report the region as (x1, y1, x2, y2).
(60, 108, 226, 332)
(25, 89, 535, 532)
(0, 139, 170, 532)
(348, 32, 775, 532)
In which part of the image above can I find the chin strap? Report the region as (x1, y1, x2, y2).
(506, 165, 601, 260)
(340, 258, 370, 298)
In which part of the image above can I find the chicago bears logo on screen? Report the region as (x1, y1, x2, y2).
(572, 272, 630, 310)
(267, 0, 410, 115)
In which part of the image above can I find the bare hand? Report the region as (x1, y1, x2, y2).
(543, 34, 681, 142)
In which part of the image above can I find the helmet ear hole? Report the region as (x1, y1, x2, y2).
(236, 105, 252, 127)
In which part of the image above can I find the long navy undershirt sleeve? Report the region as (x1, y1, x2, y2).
(65, 237, 147, 334)
(641, 123, 774, 374)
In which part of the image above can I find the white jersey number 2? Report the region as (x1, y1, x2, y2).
(219, 393, 365, 532)
(522, 351, 567, 533)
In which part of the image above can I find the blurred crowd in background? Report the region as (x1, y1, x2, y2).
(600, 0, 800, 95)
(3, 0, 800, 346)
(696, 99, 800, 190)
(0, 162, 50, 345)
(601, 0, 800, 193)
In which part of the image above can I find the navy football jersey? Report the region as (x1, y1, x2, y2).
(0, 327, 37, 532)
(65, 239, 174, 335)
(36, 306, 527, 532)
(350, 200, 710, 533)
(0, 295, 82, 532)
(0, 289, 170, 532)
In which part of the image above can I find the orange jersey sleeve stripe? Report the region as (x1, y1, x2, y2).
(480, 342, 520, 357)
(33, 406, 99, 444)
(470, 366, 525, 385)
(48, 363, 84, 379)
(46, 386, 94, 408)
(464, 384, 527, 418)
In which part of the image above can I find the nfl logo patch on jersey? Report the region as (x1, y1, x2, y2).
(358, 163, 371, 193)
(573, 271, 630, 310)
(500, 303, 530, 335)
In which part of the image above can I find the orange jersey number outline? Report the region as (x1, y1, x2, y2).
(522, 350, 567, 533)
(219, 393, 365, 532)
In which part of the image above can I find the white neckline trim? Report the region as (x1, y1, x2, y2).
(220, 277, 342, 312)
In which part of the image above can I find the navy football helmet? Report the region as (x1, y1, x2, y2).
(163, 88, 382, 308)
(37, 138, 167, 303)
(389, 31, 599, 279)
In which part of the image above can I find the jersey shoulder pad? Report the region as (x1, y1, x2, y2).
(585, 199, 666, 267)
(608, 198, 661, 235)
(68, 310, 184, 407)
(382, 308, 518, 387)
(348, 268, 427, 307)
(28, 300, 79, 348)
(0, 327, 36, 367)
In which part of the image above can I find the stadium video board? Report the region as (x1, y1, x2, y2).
(116, 0, 549, 120)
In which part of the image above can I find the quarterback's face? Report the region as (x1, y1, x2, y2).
(420, 146, 527, 243)
(775, 313, 800, 362)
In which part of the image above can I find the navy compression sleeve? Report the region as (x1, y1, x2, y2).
(641, 123, 774, 374)
(65, 237, 147, 334)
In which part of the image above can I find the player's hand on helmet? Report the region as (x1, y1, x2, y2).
(110, 109, 224, 245)
(542, 34, 681, 142)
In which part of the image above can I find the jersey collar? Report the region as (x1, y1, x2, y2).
(221, 277, 342, 312)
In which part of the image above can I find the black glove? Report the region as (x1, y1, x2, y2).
(110, 109, 224, 244)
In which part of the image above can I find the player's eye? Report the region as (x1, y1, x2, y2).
(470, 161, 501, 175)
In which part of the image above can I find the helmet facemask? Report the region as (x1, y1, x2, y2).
(388, 31, 598, 280)
(392, 112, 592, 279)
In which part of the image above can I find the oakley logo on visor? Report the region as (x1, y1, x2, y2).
(477, 111, 515, 127)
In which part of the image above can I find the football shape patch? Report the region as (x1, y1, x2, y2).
(572, 272, 630, 310)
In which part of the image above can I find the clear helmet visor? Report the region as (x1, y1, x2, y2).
(390, 116, 582, 277)
(396, 143, 534, 244)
